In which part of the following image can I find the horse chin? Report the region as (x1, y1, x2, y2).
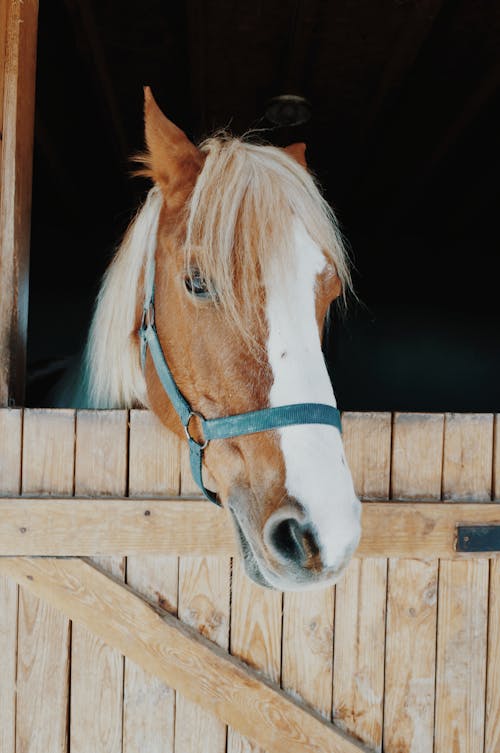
(231, 513, 274, 589)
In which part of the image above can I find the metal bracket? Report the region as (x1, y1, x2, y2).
(457, 524, 500, 552)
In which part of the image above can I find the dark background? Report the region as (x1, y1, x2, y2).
(28, 0, 500, 410)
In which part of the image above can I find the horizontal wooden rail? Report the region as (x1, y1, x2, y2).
(0, 556, 372, 753)
(0, 498, 499, 557)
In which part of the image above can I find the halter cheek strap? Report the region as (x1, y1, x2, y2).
(139, 287, 342, 506)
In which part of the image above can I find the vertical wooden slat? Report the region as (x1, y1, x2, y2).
(0, 0, 9, 155)
(17, 409, 74, 753)
(486, 559, 500, 753)
(282, 589, 334, 719)
(18, 410, 73, 753)
(434, 413, 492, 753)
(492, 413, 498, 501)
(0, 0, 38, 405)
(124, 409, 181, 753)
(442, 413, 494, 502)
(71, 410, 128, 753)
(228, 560, 282, 753)
(174, 444, 230, 753)
(383, 413, 442, 753)
(487, 414, 500, 750)
(0, 408, 22, 753)
(333, 412, 391, 751)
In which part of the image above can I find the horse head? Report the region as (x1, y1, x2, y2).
(85, 88, 361, 591)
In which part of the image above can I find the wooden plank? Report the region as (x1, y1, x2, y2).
(0, 556, 372, 753)
(493, 414, 499, 500)
(1, 499, 500, 557)
(124, 409, 181, 753)
(383, 413, 442, 753)
(0, 573, 17, 753)
(435, 560, 489, 753)
(486, 407, 500, 752)
(333, 412, 391, 751)
(442, 413, 494, 502)
(434, 413, 492, 753)
(17, 410, 74, 753)
(0, 407, 22, 491)
(342, 411, 391, 500)
(0, 0, 8, 131)
(228, 559, 282, 753)
(174, 443, 230, 753)
(21, 408, 75, 493)
(282, 589, 333, 719)
(0, 0, 38, 405)
(486, 559, 500, 753)
(0, 407, 21, 753)
(71, 410, 128, 753)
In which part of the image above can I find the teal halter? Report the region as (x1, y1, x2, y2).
(139, 282, 342, 506)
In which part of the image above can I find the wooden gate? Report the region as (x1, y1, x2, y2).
(0, 408, 499, 753)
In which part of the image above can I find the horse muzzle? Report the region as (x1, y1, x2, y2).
(228, 488, 361, 591)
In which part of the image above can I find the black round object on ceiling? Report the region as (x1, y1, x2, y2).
(265, 94, 311, 126)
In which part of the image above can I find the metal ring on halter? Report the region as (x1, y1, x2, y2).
(184, 411, 209, 450)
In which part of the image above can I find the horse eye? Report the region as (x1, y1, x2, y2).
(184, 269, 212, 299)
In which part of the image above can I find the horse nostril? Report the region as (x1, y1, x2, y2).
(269, 518, 305, 563)
(268, 518, 321, 568)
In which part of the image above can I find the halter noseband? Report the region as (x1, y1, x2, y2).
(139, 269, 342, 506)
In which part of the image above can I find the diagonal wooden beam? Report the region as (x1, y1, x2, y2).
(0, 498, 499, 558)
(0, 556, 373, 753)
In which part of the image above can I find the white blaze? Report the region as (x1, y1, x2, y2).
(265, 219, 360, 568)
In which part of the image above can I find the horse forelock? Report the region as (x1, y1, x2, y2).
(183, 135, 351, 347)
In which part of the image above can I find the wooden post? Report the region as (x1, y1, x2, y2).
(0, 0, 38, 406)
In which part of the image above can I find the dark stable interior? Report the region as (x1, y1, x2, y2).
(28, 0, 500, 411)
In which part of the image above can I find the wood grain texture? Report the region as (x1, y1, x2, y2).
(1, 499, 500, 557)
(435, 560, 488, 753)
(17, 410, 74, 753)
(228, 559, 282, 753)
(282, 588, 334, 719)
(0, 407, 21, 753)
(175, 442, 230, 753)
(486, 559, 500, 753)
(435, 413, 492, 753)
(334, 412, 391, 751)
(342, 412, 392, 500)
(442, 413, 494, 502)
(390, 413, 444, 500)
(71, 410, 128, 753)
(0, 573, 17, 753)
(0, 556, 372, 753)
(124, 409, 181, 753)
(384, 413, 441, 753)
(0, 407, 22, 490)
(0, 0, 8, 131)
(494, 414, 499, 500)
(0, 0, 38, 405)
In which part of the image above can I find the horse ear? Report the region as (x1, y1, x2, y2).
(143, 86, 202, 191)
(283, 142, 307, 168)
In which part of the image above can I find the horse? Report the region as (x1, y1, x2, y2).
(54, 87, 361, 591)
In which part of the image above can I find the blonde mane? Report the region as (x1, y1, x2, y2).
(84, 136, 350, 408)
(83, 186, 162, 408)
